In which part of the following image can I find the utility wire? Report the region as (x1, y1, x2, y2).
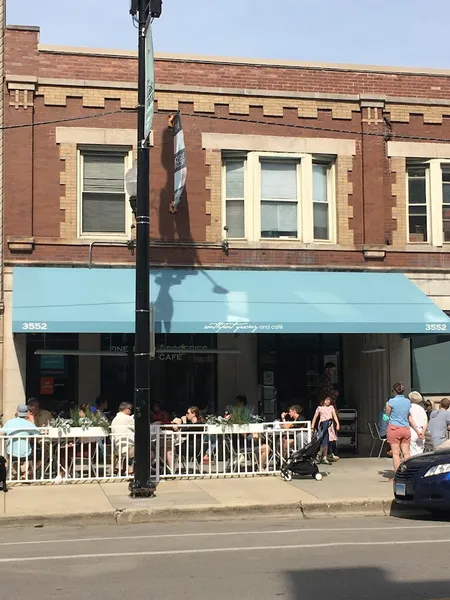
(0, 109, 135, 131)
(3, 105, 450, 144)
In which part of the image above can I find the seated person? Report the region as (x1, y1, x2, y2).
(111, 402, 135, 475)
(166, 406, 206, 470)
(90, 395, 109, 419)
(377, 401, 392, 457)
(2, 404, 41, 479)
(150, 401, 171, 424)
(27, 398, 52, 427)
(280, 405, 306, 455)
(224, 394, 248, 418)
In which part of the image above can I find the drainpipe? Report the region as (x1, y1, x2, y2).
(88, 240, 134, 268)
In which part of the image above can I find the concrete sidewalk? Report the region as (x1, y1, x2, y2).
(0, 458, 398, 526)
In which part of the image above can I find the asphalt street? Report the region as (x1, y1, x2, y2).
(0, 516, 449, 600)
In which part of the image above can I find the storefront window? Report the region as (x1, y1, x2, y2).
(100, 333, 217, 417)
(412, 334, 450, 394)
(26, 333, 78, 415)
(257, 334, 342, 419)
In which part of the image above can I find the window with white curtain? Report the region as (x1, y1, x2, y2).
(224, 159, 245, 238)
(313, 163, 331, 240)
(222, 153, 335, 243)
(79, 149, 130, 236)
(260, 160, 298, 238)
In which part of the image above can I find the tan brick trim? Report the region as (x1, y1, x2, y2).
(390, 157, 407, 246)
(336, 156, 354, 246)
(205, 150, 222, 243)
(35, 85, 359, 119)
(55, 127, 139, 146)
(157, 92, 358, 119)
(202, 133, 356, 155)
(36, 85, 137, 109)
(31, 82, 450, 124)
(59, 143, 77, 240)
(12, 74, 450, 109)
(388, 141, 450, 159)
(388, 104, 450, 124)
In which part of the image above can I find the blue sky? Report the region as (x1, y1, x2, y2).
(6, 0, 448, 68)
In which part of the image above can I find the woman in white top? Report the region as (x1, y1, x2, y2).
(409, 391, 428, 456)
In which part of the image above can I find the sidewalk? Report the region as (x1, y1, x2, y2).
(0, 458, 398, 526)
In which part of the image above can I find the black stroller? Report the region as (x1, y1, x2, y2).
(280, 420, 331, 482)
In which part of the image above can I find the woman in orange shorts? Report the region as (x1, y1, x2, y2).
(385, 383, 423, 473)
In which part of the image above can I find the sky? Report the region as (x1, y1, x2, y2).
(5, 0, 449, 69)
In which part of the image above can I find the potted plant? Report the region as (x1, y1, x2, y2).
(206, 405, 264, 434)
(48, 408, 109, 438)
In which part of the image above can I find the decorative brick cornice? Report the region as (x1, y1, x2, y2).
(7, 77, 37, 110)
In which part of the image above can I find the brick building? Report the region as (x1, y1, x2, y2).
(3, 25, 450, 443)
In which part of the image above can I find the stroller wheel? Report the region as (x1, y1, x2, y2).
(282, 470, 293, 482)
(314, 473, 323, 481)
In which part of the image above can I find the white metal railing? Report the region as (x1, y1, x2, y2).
(0, 426, 138, 483)
(155, 421, 312, 479)
(0, 421, 312, 483)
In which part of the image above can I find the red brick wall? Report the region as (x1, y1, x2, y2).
(7, 27, 450, 100)
(5, 25, 450, 271)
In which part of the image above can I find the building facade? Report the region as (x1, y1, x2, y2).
(4, 25, 450, 445)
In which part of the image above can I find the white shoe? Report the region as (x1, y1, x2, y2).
(54, 474, 63, 484)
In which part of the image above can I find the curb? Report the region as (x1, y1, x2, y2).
(115, 502, 303, 524)
(300, 498, 393, 519)
(0, 498, 411, 527)
(0, 511, 117, 528)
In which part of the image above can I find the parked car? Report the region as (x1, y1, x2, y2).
(394, 450, 450, 514)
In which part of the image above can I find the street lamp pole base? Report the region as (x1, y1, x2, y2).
(129, 480, 156, 498)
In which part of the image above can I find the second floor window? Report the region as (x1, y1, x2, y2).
(406, 160, 450, 246)
(79, 149, 130, 237)
(260, 160, 298, 238)
(223, 152, 335, 243)
(407, 165, 428, 243)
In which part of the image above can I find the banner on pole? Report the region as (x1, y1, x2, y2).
(168, 113, 187, 213)
(144, 19, 155, 141)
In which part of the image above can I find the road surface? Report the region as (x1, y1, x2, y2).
(0, 515, 449, 599)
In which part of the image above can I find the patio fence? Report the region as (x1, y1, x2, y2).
(0, 421, 312, 484)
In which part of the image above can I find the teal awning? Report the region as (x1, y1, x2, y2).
(12, 267, 450, 335)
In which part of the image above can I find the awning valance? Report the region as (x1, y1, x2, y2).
(12, 267, 450, 335)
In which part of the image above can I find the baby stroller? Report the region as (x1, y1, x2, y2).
(280, 420, 331, 482)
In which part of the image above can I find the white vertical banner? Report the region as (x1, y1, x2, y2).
(169, 113, 187, 213)
(144, 19, 155, 141)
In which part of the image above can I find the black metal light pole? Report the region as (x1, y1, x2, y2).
(127, 0, 161, 498)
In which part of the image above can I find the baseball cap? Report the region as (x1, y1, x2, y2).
(17, 404, 29, 418)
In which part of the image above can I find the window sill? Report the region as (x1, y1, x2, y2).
(396, 244, 450, 252)
(7, 237, 35, 253)
(78, 234, 131, 242)
(227, 240, 345, 251)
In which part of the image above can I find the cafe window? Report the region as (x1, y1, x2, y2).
(100, 334, 218, 417)
(26, 334, 78, 415)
